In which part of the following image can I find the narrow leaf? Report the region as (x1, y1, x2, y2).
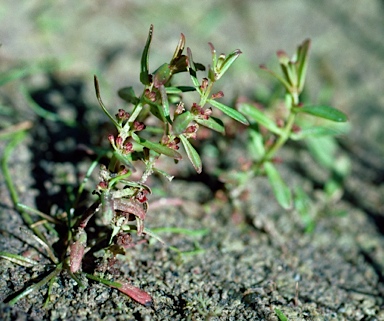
(275, 308, 289, 321)
(296, 39, 311, 92)
(179, 134, 202, 173)
(165, 86, 196, 94)
(209, 99, 249, 125)
(0, 251, 39, 267)
(158, 85, 171, 123)
(147, 102, 166, 123)
(294, 105, 347, 122)
(264, 162, 292, 209)
(260, 64, 292, 93)
(290, 126, 346, 140)
(239, 103, 281, 134)
(140, 25, 153, 85)
(132, 133, 182, 160)
(186, 48, 201, 89)
(195, 116, 225, 134)
(94, 76, 120, 129)
(216, 49, 242, 80)
(248, 127, 265, 160)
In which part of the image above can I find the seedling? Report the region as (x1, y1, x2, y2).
(223, 39, 348, 211)
(1, 25, 247, 307)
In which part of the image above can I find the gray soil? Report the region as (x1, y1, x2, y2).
(1, 1, 384, 320)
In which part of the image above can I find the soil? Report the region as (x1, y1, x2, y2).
(1, 1, 384, 320)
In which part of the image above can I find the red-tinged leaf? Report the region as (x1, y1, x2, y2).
(70, 228, 87, 273)
(113, 198, 146, 221)
(116, 282, 152, 306)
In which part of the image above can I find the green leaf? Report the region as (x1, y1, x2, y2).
(118, 87, 140, 105)
(294, 105, 347, 122)
(186, 48, 201, 90)
(94, 76, 121, 129)
(0, 251, 39, 267)
(264, 162, 292, 209)
(296, 39, 311, 92)
(140, 25, 153, 85)
(290, 126, 346, 140)
(238, 103, 281, 134)
(305, 136, 337, 169)
(215, 49, 242, 80)
(275, 308, 290, 321)
(147, 102, 166, 123)
(208, 99, 249, 125)
(153, 63, 171, 88)
(132, 133, 182, 160)
(165, 86, 196, 94)
(179, 134, 202, 173)
(195, 116, 225, 134)
(248, 127, 265, 160)
(260, 64, 292, 93)
(173, 111, 194, 135)
(158, 85, 171, 123)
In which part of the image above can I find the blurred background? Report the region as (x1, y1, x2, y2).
(1, 0, 384, 154)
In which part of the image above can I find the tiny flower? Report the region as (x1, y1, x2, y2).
(211, 91, 224, 100)
(292, 124, 301, 133)
(200, 78, 209, 92)
(136, 190, 148, 203)
(97, 180, 108, 190)
(276, 119, 284, 128)
(184, 124, 199, 139)
(115, 136, 124, 148)
(168, 137, 180, 150)
(162, 136, 180, 150)
(118, 165, 128, 175)
(133, 121, 146, 132)
(115, 109, 130, 121)
(144, 89, 157, 102)
(175, 102, 185, 115)
(122, 142, 133, 154)
(203, 107, 212, 119)
(108, 134, 115, 145)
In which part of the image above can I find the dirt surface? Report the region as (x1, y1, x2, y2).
(1, 1, 384, 320)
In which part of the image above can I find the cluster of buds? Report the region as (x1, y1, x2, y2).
(115, 108, 130, 123)
(161, 135, 180, 150)
(183, 124, 199, 140)
(108, 135, 133, 155)
(191, 103, 212, 120)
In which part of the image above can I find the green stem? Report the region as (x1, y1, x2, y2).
(84, 273, 122, 288)
(252, 92, 298, 174)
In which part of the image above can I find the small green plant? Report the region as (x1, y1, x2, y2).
(1, 25, 247, 307)
(1, 30, 348, 311)
(223, 39, 348, 210)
